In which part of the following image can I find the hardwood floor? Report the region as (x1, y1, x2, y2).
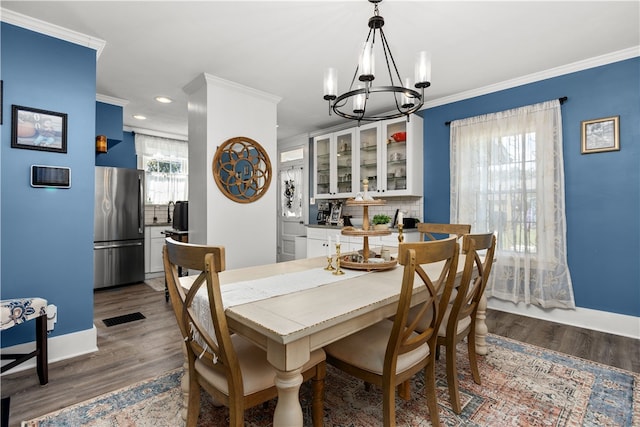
(2, 282, 639, 426)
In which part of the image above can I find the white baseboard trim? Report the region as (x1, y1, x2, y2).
(488, 298, 640, 339)
(1, 326, 98, 376)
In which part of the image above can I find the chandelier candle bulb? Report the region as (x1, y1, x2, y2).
(353, 85, 366, 114)
(402, 77, 415, 108)
(323, 68, 338, 100)
(414, 51, 432, 88)
(359, 41, 375, 81)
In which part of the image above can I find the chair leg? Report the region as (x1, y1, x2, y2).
(468, 331, 481, 384)
(36, 314, 48, 385)
(186, 368, 201, 427)
(1, 396, 9, 427)
(424, 359, 440, 427)
(312, 362, 326, 427)
(397, 380, 411, 401)
(445, 341, 462, 414)
(381, 377, 396, 427)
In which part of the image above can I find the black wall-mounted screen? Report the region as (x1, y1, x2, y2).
(31, 165, 71, 188)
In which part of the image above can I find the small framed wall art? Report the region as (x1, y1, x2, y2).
(11, 105, 68, 153)
(581, 115, 619, 154)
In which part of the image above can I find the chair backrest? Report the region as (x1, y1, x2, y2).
(418, 223, 471, 242)
(390, 237, 459, 366)
(163, 239, 244, 396)
(447, 233, 497, 333)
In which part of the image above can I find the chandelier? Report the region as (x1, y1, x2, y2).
(323, 0, 431, 122)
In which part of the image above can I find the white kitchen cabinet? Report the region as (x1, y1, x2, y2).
(145, 226, 166, 276)
(313, 128, 356, 199)
(356, 115, 423, 197)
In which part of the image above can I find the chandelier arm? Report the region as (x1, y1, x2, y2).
(379, 29, 404, 87)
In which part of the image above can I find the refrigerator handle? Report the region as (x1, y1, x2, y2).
(138, 174, 144, 234)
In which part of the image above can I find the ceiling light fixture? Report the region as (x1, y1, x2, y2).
(133, 114, 147, 120)
(155, 96, 173, 104)
(323, 0, 431, 122)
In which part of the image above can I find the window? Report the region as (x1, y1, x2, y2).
(135, 134, 188, 204)
(450, 100, 574, 309)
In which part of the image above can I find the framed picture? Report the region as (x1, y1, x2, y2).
(11, 105, 68, 153)
(581, 115, 619, 154)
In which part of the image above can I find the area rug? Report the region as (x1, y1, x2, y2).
(22, 334, 639, 426)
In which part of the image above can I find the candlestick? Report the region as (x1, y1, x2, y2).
(335, 234, 340, 245)
(333, 243, 345, 275)
(326, 235, 331, 257)
(325, 255, 335, 271)
(398, 223, 404, 243)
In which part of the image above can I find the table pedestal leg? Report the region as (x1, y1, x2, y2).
(475, 294, 489, 355)
(273, 368, 304, 427)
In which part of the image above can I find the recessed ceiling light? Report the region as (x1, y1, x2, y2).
(133, 114, 147, 120)
(155, 96, 173, 104)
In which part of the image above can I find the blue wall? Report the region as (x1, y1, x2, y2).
(420, 58, 640, 317)
(1, 23, 97, 346)
(96, 130, 137, 168)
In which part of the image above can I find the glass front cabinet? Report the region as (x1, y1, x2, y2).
(314, 115, 422, 199)
(357, 115, 423, 197)
(313, 129, 356, 199)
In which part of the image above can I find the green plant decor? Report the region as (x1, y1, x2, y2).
(372, 214, 391, 225)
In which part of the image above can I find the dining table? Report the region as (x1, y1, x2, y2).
(181, 252, 489, 427)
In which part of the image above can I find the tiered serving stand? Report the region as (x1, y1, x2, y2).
(340, 198, 398, 271)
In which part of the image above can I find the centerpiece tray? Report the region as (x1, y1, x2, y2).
(341, 255, 397, 271)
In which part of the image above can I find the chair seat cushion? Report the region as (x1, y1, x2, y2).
(1, 298, 48, 331)
(437, 304, 472, 337)
(195, 334, 325, 396)
(325, 319, 429, 375)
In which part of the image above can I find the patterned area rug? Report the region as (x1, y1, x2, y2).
(22, 335, 639, 426)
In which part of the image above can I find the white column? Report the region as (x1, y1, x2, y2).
(184, 73, 281, 269)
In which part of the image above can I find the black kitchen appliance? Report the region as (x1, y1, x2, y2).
(172, 201, 188, 231)
(403, 217, 420, 229)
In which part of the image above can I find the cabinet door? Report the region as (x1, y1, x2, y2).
(149, 237, 165, 272)
(313, 134, 332, 198)
(381, 116, 423, 196)
(334, 129, 356, 198)
(357, 122, 381, 193)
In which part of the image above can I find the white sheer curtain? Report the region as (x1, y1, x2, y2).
(135, 133, 189, 204)
(450, 99, 575, 309)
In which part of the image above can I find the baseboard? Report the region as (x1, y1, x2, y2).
(487, 298, 640, 339)
(1, 326, 98, 376)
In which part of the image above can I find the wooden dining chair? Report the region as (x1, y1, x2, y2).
(418, 223, 471, 242)
(324, 237, 460, 427)
(437, 232, 496, 414)
(163, 239, 326, 427)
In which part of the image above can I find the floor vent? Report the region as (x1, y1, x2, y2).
(102, 312, 146, 327)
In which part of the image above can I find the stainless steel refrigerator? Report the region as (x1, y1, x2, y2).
(94, 167, 145, 289)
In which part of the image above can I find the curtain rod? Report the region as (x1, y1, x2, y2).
(444, 96, 568, 126)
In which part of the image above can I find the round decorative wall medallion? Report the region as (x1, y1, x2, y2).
(212, 136, 272, 203)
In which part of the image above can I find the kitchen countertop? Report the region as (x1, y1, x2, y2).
(146, 222, 172, 227)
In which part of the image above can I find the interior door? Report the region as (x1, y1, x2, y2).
(277, 145, 307, 262)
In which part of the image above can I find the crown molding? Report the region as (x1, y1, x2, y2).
(96, 94, 129, 107)
(423, 46, 640, 109)
(1, 8, 106, 59)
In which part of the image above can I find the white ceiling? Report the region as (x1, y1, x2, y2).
(2, 1, 639, 141)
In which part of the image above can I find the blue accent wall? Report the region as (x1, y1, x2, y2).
(1, 23, 97, 346)
(420, 57, 640, 317)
